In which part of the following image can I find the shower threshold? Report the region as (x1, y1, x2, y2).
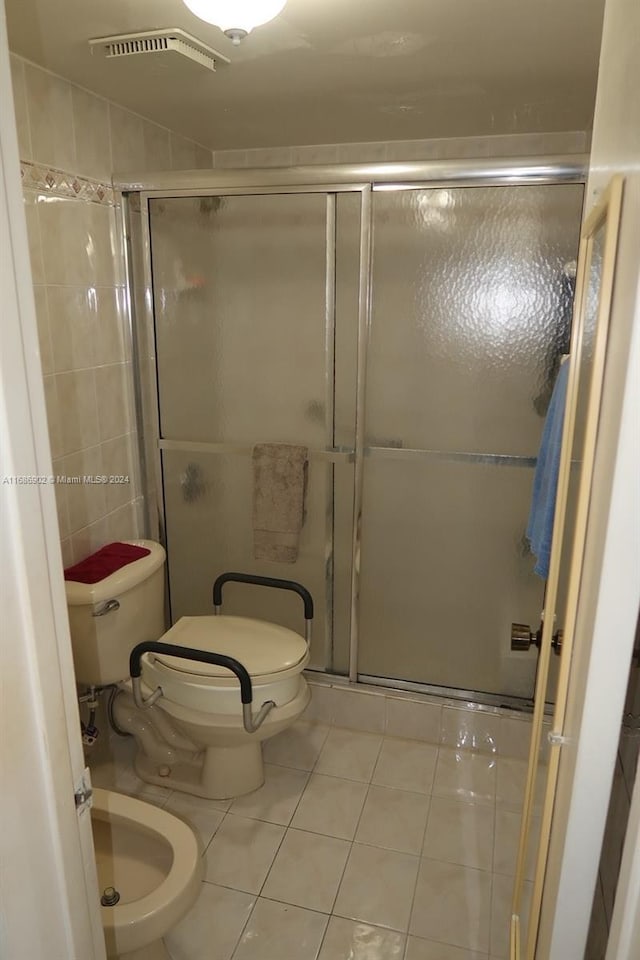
(306, 669, 541, 714)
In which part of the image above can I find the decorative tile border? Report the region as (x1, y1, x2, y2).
(20, 160, 116, 206)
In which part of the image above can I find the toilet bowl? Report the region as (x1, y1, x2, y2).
(91, 788, 201, 959)
(114, 614, 311, 798)
(66, 541, 312, 800)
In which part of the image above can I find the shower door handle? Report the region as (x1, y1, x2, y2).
(511, 621, 563, 655)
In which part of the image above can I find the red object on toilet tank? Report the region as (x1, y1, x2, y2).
(64, 542, 150, 584)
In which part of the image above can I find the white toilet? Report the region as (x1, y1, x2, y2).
(66, 540, 311, 799)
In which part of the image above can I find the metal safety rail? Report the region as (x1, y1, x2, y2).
(130, 574, 314, 732)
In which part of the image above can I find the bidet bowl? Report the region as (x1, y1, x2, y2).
(91, 788, 201, 958)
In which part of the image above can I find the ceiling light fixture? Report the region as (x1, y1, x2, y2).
(182, 0, 287, 44)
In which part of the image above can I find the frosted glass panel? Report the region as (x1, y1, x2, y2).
(367, 185, 583, 455)
(358, 458, 544, 697)
(150, 194, 329, 444)
(360, 184, 583, 697)
(548, 228, 604, 702)
(162, 450, 332, 670)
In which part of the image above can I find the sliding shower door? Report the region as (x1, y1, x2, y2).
(358, 184, 584, 698)
(138, 172, 584, 701)
(148, 192, 360, 671)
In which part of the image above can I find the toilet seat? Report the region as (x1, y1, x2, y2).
(150, 615, 308, 680)
(140, 615, 310, 715)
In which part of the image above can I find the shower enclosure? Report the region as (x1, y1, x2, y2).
(122, 157, 584, 706)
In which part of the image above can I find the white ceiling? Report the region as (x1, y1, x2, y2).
(6, 0, 606, 150)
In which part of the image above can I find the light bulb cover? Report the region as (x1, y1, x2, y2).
(182, 0, 287, 34)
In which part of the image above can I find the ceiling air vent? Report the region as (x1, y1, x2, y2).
(89, 29, 230, 71)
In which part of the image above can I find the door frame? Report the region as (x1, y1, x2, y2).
(537, 173, 640, 957)
(0, 8, 105, 958)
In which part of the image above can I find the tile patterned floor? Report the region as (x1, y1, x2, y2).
(91, 721, 535, 960)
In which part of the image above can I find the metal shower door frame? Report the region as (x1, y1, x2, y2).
(118, 155, 587, 689)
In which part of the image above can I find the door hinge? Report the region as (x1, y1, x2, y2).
(547, 731, 569, 746)
(74, 767, 93, 814)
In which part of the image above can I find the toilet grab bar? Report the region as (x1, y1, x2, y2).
(128, 641, 276, 734)
(212, 573, 314, 644)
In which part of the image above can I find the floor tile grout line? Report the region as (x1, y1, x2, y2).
(101, 722, 523, 958)
(228, 887, 261, 960)
(313, 732, 384, 955)
(402, 787, 434, 957)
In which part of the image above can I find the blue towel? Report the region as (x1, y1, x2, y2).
(526, 360, 570, 579)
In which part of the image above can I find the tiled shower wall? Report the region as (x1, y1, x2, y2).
(9, 53, 213, 567)
(10, 49, 590, 570)
(212, 130, 590, 168)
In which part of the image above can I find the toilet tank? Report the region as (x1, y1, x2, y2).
(65, 540, 166, 687)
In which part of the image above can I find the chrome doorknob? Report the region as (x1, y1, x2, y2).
(511, 622, 563, 654)
(511, 622, 541, 651)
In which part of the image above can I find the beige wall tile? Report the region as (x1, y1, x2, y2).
(60, 537, 73, 568)
(94, 363, 132, 442)
(194, 144, 213, 169)
(170, 134, 196, 170)
(56, 368, 99, 455)
(62, 445, 106, 533)
(47, 286, 95, 373)
(51, 461, 70, 540)
(24, 62, 75, 170)
(213, 149, 248, 169)
(385, 696, 442, 743)
(72, 86, 111, 180)
(23, 191, 44, 284)
(9, 54, 31, 160)
(101, 435, 135, 514)
(13, 57, 221, 556)
(33, 287, 52, 375)
(290, 144, 339, 165)
(337, 141, 389, 163)
(245, 146, 293, 168)
(214, 131, 589, 170)
(94, 287, 127, 365)
(109, 103, 145, 173)
(86, 202, 121, 286)
(39, 197, 89, 285)
(332, 687, 386, 734)
(70, 516, 110, 564)
(143, 121, 171, 171)
(42, 375, 63, 460)
(107, 500, 140, 542)
(303, 681, 335, 723)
